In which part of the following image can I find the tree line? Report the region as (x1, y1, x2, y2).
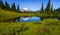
(39, 0, 60, 16)
(40, 0, 53, 14)
(0, 0, 20, 13)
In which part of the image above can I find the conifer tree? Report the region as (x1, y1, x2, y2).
(17, 4, 20, 13)
(45, 0, 51, 14)
(40, 2, 44, 13)
(11, 3, 16, 12)
(0, 0, 5, 9)
(51, 4, 53, 12)
(5, 1, 10, 10)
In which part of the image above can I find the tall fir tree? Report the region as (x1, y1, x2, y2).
(45, 0, 51, 14)
(51, 4, 53, 12)
(40, 2, 44, 13)
(17, 4, 20, 13)
(0, 0, 5, 9)
(11, 3, 16, 12)
(5, 1, 10, 10)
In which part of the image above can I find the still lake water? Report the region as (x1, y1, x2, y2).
(10, 17, 58, 22)
(16, 17, 40, 22)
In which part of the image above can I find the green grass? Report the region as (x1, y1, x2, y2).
(0, 9, 21, 21)
(0, 19, 60, 35)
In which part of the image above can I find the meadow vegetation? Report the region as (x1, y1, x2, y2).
(0, 19, 60, 35)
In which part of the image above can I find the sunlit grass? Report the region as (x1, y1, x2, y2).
(0, 19, 60, 35)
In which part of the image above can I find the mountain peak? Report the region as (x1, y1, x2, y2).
(20, 7, 32, 12)
(23, 7, 29, 11)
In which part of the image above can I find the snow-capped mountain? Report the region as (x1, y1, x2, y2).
(20, 7, 31, 12)
(23, 7, 29, 11)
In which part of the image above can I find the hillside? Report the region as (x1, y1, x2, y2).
(0, 9, 20, 21)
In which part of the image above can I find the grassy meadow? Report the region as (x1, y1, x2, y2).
(0, 19, 60, 35)
(0, 9, 20, 21)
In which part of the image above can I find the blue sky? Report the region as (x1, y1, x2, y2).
(2, 0, 60, 11)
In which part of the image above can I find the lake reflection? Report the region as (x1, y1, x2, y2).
(16, 17, 40, 22)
